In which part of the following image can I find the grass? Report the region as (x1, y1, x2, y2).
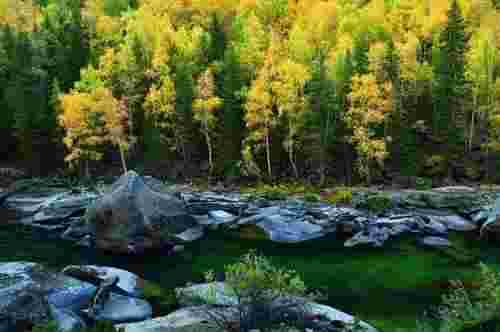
(0, 222, 496, 332)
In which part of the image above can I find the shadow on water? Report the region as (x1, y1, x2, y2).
(1, 214, 499, 331)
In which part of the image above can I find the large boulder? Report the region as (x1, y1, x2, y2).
(84, 171, 201, 254)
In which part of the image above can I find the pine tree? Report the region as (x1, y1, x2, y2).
(173, 62, 196, 163)
(386, 39, 416, 178)
(433, 0, 469, 164)
(307, 48, 336, 184)
(221, 47, 245, 173)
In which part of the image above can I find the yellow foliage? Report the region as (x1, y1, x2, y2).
(59, 87, 127, 167)
(346, 74, 392, 181)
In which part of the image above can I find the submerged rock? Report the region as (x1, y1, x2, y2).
(85, 171, 200, 254)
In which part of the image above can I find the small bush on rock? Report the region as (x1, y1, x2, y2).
(203, 250, 321, 332)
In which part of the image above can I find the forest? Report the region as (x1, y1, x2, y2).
(1, 0, 500, 185)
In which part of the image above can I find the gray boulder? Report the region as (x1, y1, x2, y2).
(85, 171, 200, 254)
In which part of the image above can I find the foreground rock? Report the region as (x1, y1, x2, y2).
(85, 171, 200, 254)
(0, 262, 153, 331)
(172, 283, 377, 332)
(0, 262, 96, 331)
(116, 305, 233, 332)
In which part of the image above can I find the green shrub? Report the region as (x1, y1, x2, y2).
(423, 155, 447, 177)
(416, 177, 433, 190)
(303, 192, 320, 202)
(356, 193, 392, 213)
(324, 188, 353, 205)
(143, 280, 178, 315)
(416, 263, 500, 332)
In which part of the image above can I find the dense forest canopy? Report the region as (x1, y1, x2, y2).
(2, 0, 500, 184)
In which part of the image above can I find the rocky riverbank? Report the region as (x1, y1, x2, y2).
(1, 171, 499, 254)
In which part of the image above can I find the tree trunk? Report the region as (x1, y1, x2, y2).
(289, 139, 298, 179)
(288, 119, 298, 179)
(468, 93, 476, 152)
(119, 144, 128, 174)
(204, 128, 213, 175)
(265, 130, 272, 179)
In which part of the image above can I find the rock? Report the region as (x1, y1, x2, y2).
(0, 287, 52, 328)
(116, 305, 234, 332)
(76, 235, 93, 248)
(429, 215, 477, 232)
(175, 282, 237, 307)
(305, 302, 377, 332)
(61, 219, 93, 241)
(344, 227, 390, 247)
(49, 304, 87, 332)
(0, 262, 96, 330)
(175, 225, 205, 242)
(174, 283, 377, 332)
(207, 210, 237, 224)
(84, 171, 199, 254)
(8, 190, 99, 226)
(418, 236, 452, 248)
(414, 216, 447, 235)
(85, 292, 152, 324)
(481, 196, 500, 238)
(432, 186, 477, 193)
(62, 265, 145, 298)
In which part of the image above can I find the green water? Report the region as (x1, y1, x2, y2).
(1, 221, 499, 332)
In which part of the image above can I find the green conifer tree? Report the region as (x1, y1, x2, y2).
(221, 47, 245, 174)
(433, 0, 469, 176)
